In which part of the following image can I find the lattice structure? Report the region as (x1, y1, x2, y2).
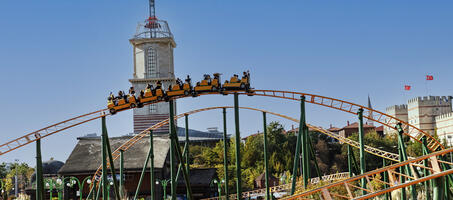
(239, 90, 444, 152)
(283, 147, 453, 200)
(0, 109, 108, 156)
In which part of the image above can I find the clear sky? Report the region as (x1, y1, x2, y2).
(1, 0, 452, 165)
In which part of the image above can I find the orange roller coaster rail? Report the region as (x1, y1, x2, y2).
(0, 89, 443, 157)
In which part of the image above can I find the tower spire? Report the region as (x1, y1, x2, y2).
(367, 94, 374, 126)
(149, 0, 156, 18)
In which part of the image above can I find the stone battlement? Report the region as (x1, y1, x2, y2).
(386, 104, 408, 112)
(408, 96, 452, 104)
(435, 112, 453, 120)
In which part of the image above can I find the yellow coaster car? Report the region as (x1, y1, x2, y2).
(167, 83, 191, 98)
(138, 88, 164, 105)
(223, 75, 250, 91)
(194, 74, 221, 93)
(108, 95, 137, 114)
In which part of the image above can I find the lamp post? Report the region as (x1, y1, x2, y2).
(156, 179, 171, 200)
(44, 179, 55, 200)
(210, 179, 224, 198)
(65, 176, 93, 200)
(0, 179, 6, 199)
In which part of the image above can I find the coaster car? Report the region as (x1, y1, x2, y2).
(167, 83, 191, 98)
(108, 95, 137, 114)
(223, 74, 250, 91)
(194, 73, 221, 93)
(138, 88, 164, 105)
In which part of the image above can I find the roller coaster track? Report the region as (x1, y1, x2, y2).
(0, 89, 442, 157)
(202, 172, 351, 200)
(283, 147, 453, 200)
(90, 106, 402, 198)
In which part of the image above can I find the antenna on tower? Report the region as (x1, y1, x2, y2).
(149, 0, 156, 19)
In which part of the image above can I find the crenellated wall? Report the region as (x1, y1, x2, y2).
(407, 96, 452, 135)
(384, 104, 408, 135)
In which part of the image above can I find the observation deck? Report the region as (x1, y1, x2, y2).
(133, 17, 173, 39)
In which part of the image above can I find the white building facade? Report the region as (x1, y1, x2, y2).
(129, 18, 176, 134)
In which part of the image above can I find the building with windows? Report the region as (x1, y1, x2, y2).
(385, 96, 453, 145)
(129, 8, 177, 134)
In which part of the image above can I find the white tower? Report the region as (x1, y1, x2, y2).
(129, 0, 176, 134)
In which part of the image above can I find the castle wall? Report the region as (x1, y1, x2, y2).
(435, 113, 453, 146)
(408, 96, 452, 135)
(384, 104, 408, 135)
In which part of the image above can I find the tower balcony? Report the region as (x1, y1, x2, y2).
(133, 17, 173, 39)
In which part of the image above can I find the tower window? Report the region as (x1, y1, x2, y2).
(149, 104, 157, 113)
(146, 46, 158, 78)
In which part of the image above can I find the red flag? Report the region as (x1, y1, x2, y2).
(426, 75, 433, 80)
(404, 85, 411, 91)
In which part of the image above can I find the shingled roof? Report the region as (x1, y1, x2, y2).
(59, 136, 169, 175)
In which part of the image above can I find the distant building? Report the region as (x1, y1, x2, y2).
(384, 104, 408, 135)
(435, 113, 453, 146)
(338, 121, 375, 139)
(385, 96, 453, 141)
(254, 173, 278, 189)
(408, 96, 452, 135)
(58, 135, 217, 199)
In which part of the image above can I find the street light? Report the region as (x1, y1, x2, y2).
(155, 179, 171, 200)
(210, 179, 224, 197)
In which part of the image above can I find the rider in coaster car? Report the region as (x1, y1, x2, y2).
(185, 75, 191, 85)
(129, 86, 135, 95)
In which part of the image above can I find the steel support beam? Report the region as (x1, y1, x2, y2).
(382, 159, 390, 200)
(234, 93, 242, 199)
(263, 112, 271, 200)
(120, 150, 124, 199)
(291, 96, 305, 194)
(223, 108, 229, 200)
(169, 100, 193, 200)
(422, 136, 431, 200)
(396, 123, 416, 200)
(35, 139, 44, 200)
(169, 100, 177, 200)
(358, 108, 366, 196)
(134, 131, 153, 200)
(348, 145, 353, 177)
(185, 114, 190, 198)
(308, 135, 321, 179)
(150, 131, 155, 200)
(101, 117, 120, 199)
(101, 118, 108, 200)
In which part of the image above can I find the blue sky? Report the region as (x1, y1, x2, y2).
(0, 0, 452, 164)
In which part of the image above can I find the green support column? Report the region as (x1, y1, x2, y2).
(233, 93, 242, 199)
(290, 96, 305, 194)
(347, 145, 353, 177)
(383, 159, 390, 200)
(302, 113, 309, 188)
(96, 178, 102, 200)
(169, 100, 193, 200)
(101, 117, 120, 200)
(185, 114, 190, 199)
(357, 108, 366, 195)
(120, 150, 124, 199)
(398, 147, 406, 200)
(422, 137, 431, 200)
(134, 131, 153, 200)
(307, 135, 321, 179)
(101, 118, 108, 200)
(169, 100, 177, 200)
(150, 131, 155, 200)
(36, 139, 44, 200)
(396, 123, 416, 200)
(223, 108, 229, 200)
(262, 112, 271, 200)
